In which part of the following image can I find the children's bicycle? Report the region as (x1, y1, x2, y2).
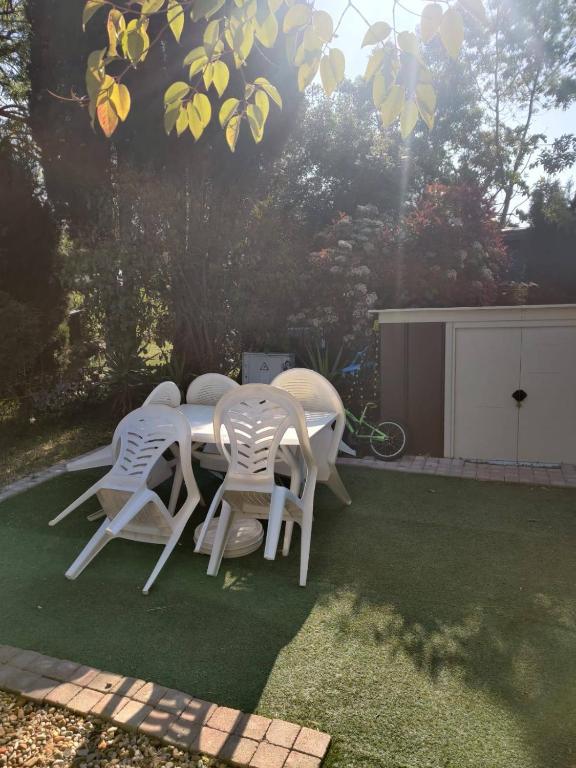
(345, 403, 407, 461)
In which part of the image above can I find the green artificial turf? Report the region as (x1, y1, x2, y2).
(1, 467, 575, 767)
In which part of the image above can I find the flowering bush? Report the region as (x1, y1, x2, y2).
(379, 184, 510, 307)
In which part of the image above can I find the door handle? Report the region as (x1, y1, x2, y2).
(512, 389, 527, 403)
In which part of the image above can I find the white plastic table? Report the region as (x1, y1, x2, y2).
(177, 404, 337, 445)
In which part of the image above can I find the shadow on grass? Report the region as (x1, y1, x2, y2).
(1, 466, 576, 767)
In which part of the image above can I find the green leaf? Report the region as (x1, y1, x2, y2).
(255, 77, 282, 108)
(362, 21, 391, 47)
(212, 60, 230, 97)
(380, 84, 405, 127)
(83, 0, 105, 30)
(123, 26, 150, 64)
(167, 0, 185, 42)
(141, 0, 165, 13)
(111, 83, 131, 121)
(416, 83, 436, 129)
(219, 97, 240, 127)
(439, 8, 464, 59)
(312, 10, 333, 42)
(459, 0, 487, 24)
(400, 99, 419, 138)
(283, 3, 311, 33)
(255, 13, 278, 48)
(164, 81, 190, 105)
(225, 114, 242, 151)
(420, 4, 443, 43)
(187, 101, 206, 140)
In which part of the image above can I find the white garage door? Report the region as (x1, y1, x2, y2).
(452, 324, 576, 464)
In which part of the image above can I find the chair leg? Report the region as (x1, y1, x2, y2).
(282, 520, 294, 557)
(194, 486, 224, 553)
(299, 516, 313, 587)
(49, 483, 100, 526)
(65, 519, 111, 580)
(168, 464, 183, 515)
(207, 502, 234, 577)
(142, 527, 184, 595)
(326, 467, 352, 506)
(264, 488, 287, 561)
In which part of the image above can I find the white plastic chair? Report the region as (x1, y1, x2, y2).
(194, 384, 318, 586)
(144, 380, 182, 407)
(186, 373, 239, 473)
(49, 405, 201, 594)
(271, 368, 351, 506)
(186, 373, 239, 405)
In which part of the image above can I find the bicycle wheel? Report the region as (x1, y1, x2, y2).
(369, 421, 407, 461)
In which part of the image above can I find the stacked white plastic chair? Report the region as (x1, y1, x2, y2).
(194, 384, 318, 587)
(186, 373, 239, 473)
(49, 404, 201, 594)
(271, 368, 351, 503)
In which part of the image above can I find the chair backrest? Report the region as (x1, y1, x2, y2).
(271, 368, 345, 467)
(186, 373, 239, 405)
(214, 384, 314, 492)
(143, 381, 181, 408)
(110, 405, 195, 495)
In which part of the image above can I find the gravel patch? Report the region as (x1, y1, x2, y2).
(0, 690, 228, 768)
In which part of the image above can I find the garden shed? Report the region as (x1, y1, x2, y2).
(374, 304, 576, 465)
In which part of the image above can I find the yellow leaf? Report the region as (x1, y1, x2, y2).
(362, 21, 391, 47)
(247, 103, 264, 142)
(283, 3, 311, 33)
(164, 101, 180, 133)
(176, 105, 188, 136)
(459, 0, 487, 24)
(167, 0, 184, 42)
(380, 84, 405, 127)
(400, 99, 419, 138)
(372, 72, 387, 107)
(187, 102, 204, 140)
(141, 0, 164, 12)
(225, 114, 242, 151)
(439, 8, 464, 59)
(420, 4, 443, 43)
(255, 89, 269, 124)
(364, 48, 385, 82)
(297, 58, 319, 91)
(123, 26, 149, 64)
(312, 10, 333, 42)
(97, 99, 118, 137)
(303, 26, 323, 52)
(219, 97, 240, 127)
(255, 77, 282, 108)
(189, 55, 208, 78)
(319, 55, 336, 97)
(329, 48, 345, 82)
(416, 83, 436, 116)
(397, 31, 420, 57)
(255, 13, 278, 48)
(111, 83, 131, 121)
(193, 92, 212, 126)
(212, 60, 230, 96)
(164, 81, 190, 105)
(83, 0, 105, 30)
(204, 19, 220, 47)
(106, 10, 126, 57)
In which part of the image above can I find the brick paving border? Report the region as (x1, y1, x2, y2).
(338, 455, 576, 487)
(0, 645, 331, 767)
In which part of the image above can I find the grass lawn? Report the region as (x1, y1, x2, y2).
(0, 466, 575, 767)
(0, 406, 117, 487)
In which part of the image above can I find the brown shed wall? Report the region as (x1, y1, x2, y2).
(379, 322, 445, 456)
